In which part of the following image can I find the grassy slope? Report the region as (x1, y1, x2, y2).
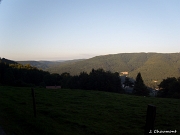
(0, 86, 180, 135)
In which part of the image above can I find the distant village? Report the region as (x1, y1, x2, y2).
(120, 71, 158, 97)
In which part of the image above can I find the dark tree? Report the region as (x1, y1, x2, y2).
(133, 72, 149, 96)
(158, 77, 180, 98)
(0, 60, 50, 87)
(60, 72, 71, 88)
(79, 72, 89, 89)
(68, 75, 79, 89)
(4, 68, 15, 85)
(88, 69, 122, 93)
(0, 62, 9, 84)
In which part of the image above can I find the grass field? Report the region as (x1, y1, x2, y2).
(0, 86, 180, 135)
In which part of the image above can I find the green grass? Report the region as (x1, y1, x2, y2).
(0, 86, 180, 135)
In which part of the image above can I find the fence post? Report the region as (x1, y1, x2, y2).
(31, 88, 36, 118)
(144, 104, 156, 135)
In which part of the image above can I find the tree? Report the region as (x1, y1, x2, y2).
(60, 72, 71, 88)
(79, 72, 89, 89)
(88, 68, 122, 93)
(4, 68, 15, 85)
(158, 77, 180, 98)
(133, 72, 149, 96)
(68, 75, 79, 89)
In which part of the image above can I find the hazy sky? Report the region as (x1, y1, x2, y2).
(0, 0, 180, 60)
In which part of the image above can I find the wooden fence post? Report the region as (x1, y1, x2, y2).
(31, 88, 37, 118)
(144, 104, 156, 135)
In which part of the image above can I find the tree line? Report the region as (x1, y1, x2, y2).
(65, 69, 122, 93)
(0, 62, 49, 87)
(157, 77, 180, 98)
(0, 62, 122, 93)
(46, 53, 180, 88)
(0, 61, 179, 98)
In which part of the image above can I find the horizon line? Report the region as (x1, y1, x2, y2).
(1, 52, 180, 61)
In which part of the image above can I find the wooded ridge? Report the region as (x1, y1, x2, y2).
(46, 53, 180, 87)
(2, 53, 180, 87)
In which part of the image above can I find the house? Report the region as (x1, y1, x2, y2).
(148, 88, 158, 97)
(120, 72, 128, 76)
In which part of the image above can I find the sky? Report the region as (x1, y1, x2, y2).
(0, 0, 180, 61)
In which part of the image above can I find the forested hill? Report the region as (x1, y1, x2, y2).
(0, 58, 18, 64)
(17, 59, 85, 70)
(47, 53, 180, 87)
(1, 53, 180, 87)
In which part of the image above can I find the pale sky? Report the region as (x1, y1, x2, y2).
(0, 0, 180, 60)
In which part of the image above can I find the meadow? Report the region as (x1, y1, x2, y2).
(0, 86, 180, 135)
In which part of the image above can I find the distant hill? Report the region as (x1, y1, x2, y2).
(17, 59, 85, 70)
(0, 58, 18, 64)
(17, 61, 60, 70)
(46, 53, 180, 87)
(2, 53, 180, 87)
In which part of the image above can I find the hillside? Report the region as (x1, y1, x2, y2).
(0, 86, 179, 135)
(46, 53, 180, 87)
(17, 61, 61, 70)
(2, 53, 180, 87)
(17, 61, 48, 70)
(17, 59, 85, 70)
(0, 58, 18, 64)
